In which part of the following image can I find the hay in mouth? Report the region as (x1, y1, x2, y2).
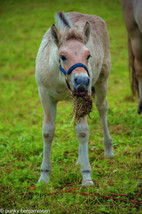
(72, 89, 93, 121)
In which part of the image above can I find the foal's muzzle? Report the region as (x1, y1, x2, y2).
(73, 75, 90, 92)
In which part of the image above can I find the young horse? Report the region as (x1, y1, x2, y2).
(121, 0, 142, 114)
(36, 12, 114, 186)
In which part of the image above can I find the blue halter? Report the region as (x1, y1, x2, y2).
(59, 60, 90, 78)
(59, 60, 90, 91)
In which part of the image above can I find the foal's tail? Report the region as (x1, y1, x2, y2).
(128, 35, 139, 96)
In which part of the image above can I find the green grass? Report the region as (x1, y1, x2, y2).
(0, 0, 141, 213)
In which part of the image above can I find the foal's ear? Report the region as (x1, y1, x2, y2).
(83, 22, 90, 44)
(51, 24, 60, 46)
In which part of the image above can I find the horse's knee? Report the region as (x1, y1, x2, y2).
(76, 122, 89, 142)
(96, 102, 108, 117)
(96, 103, 108, 111)
(42, 123, 55, 141)
(79, 132, 87, 138)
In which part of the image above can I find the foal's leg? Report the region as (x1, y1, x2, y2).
(95, 80, 114, 158)
(38, 87, 57, 183)
(76, 117, 94, 186)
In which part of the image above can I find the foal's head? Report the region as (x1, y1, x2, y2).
(51, 12, 91, 93)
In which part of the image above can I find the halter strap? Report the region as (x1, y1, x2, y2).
(59, 60, 90, 77)
(59, 60, 90, 91)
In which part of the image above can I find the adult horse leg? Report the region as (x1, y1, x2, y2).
(95, 79, 114, 158)
(138, 79, 142, 114)
(135, 55, 142, 114)
(76, 117, 94, 186)
(38, 87, 57, 183)
(130, 31, 142, 114)
(135, 2, 142, 115)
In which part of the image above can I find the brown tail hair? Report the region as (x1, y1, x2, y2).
(128, 35, 139, 96)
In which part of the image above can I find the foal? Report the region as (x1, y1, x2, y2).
(121, 0, 142, 114)
(36, 12, 114, 186)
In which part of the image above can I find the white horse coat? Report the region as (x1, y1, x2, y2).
(36, 12, 114, 186)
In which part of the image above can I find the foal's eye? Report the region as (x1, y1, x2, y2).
(87, 54, 91, 60)
(60, 55, 67, 62)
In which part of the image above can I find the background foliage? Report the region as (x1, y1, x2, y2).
(0, 0, 141, 213)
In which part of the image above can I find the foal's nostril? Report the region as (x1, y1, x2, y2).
(84, 77, 90, 87)
(74, 77, 82, 85)
(74, 77, 79, 85)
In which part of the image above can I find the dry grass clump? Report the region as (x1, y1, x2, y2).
(72, 89, 93, 121)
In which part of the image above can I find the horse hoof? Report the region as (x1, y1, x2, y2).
(104, 151, 115, 158)
(82, 180, 94, 186)
(104, 147, 115, 158)
(38, 174, 49, 184)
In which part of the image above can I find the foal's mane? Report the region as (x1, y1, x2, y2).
(55, 12, 84, 43)
(55, 12, 72, 29)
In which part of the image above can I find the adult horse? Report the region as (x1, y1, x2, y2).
(36, 12, 114, 186)
(121, 0, 142, 114)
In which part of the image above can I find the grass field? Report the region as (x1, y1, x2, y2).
(0, 0, 142, 213)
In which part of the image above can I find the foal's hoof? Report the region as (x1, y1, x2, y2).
(104, 151, 115, 158)
(38, 174, 49, 184)
(104, 147, 115, 158)
(82, 180, 94, 186)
